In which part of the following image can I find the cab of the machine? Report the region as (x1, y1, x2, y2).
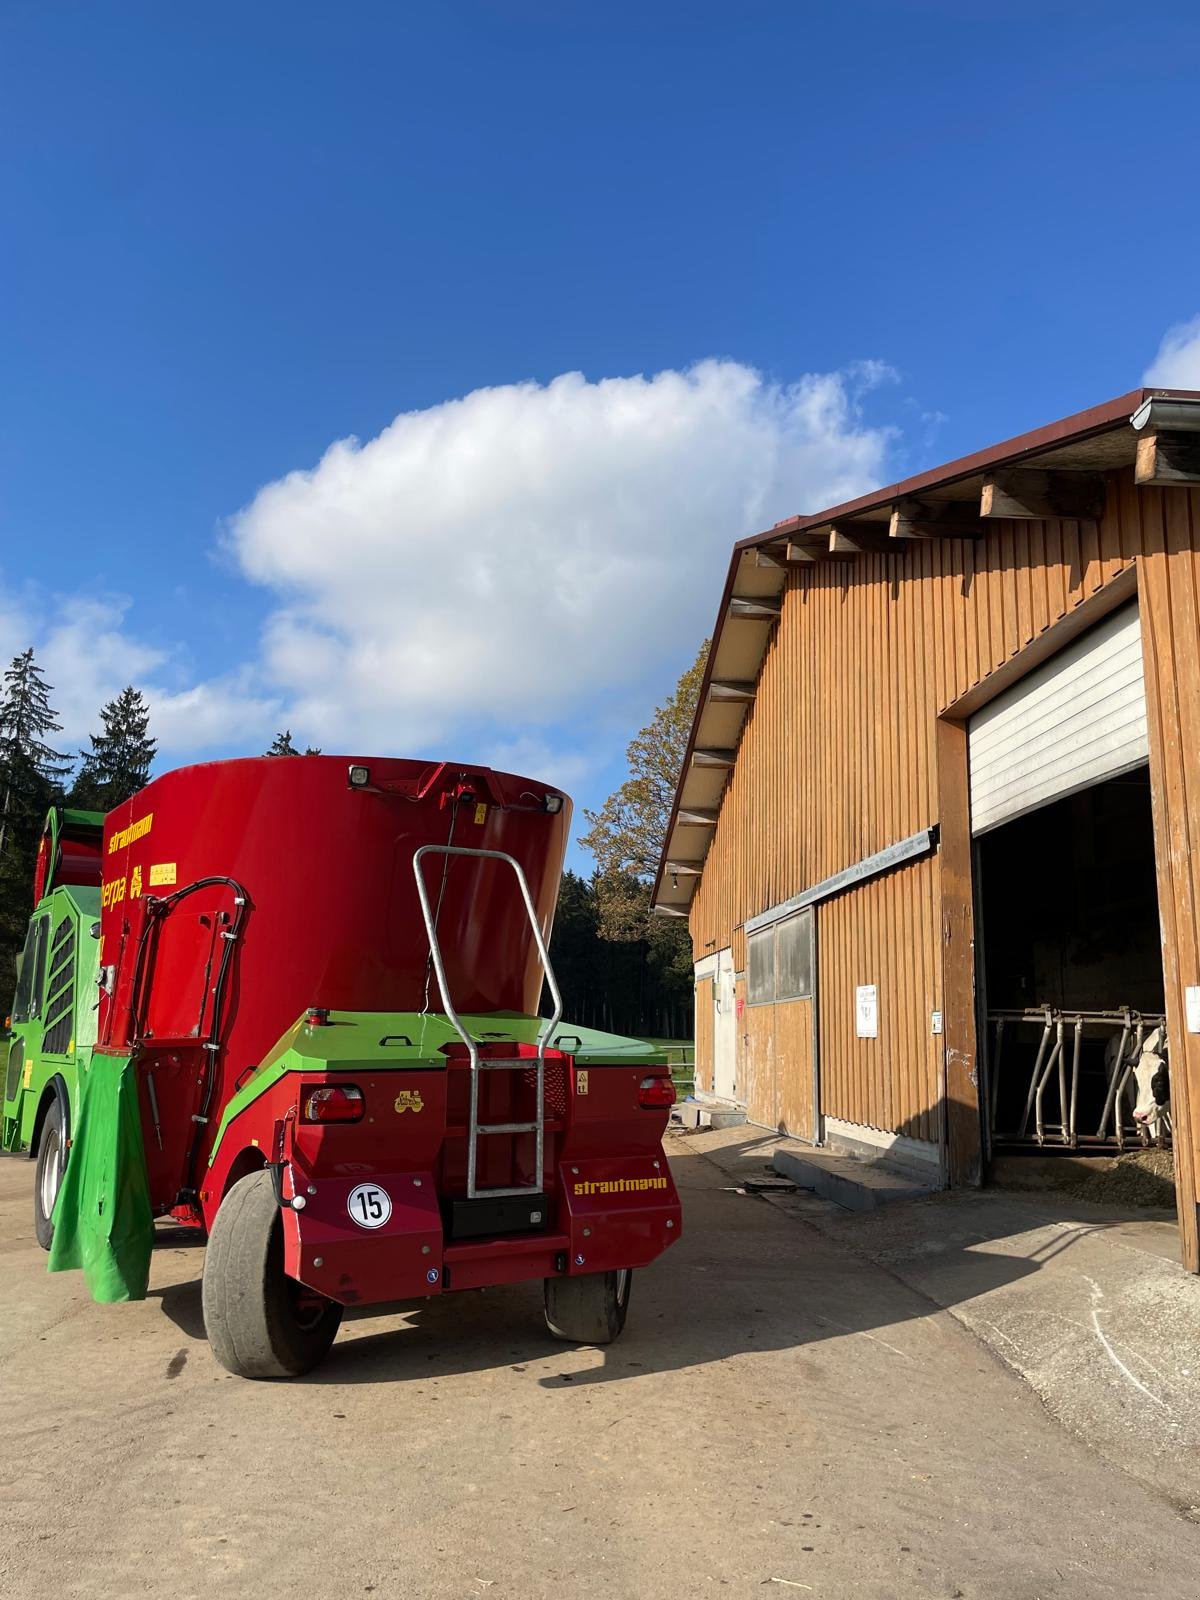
(2, 807, 104, 1157)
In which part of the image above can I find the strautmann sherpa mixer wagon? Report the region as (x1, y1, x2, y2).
(2, 755, 681, 1378)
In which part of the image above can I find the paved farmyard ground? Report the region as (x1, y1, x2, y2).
(2, 1137, 1196, 1600)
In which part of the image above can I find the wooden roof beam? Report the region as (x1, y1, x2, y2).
(664, 860, 704, 877)
(785, 540, 819, 564)
(708, 679, 757, 703)
(677, 807, 720, 826)
(889, 499, 983, 539)
(691, 748, 736, 769)
(980, 469, 1105, 521)
(728, 594, 782, 619)
(754, 546, 788, 569)
(1134, 431, 1200, 487)
(828, 523, 906, 555)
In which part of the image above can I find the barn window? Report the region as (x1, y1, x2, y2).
(775, 913, 813, 1000)
(748, 910, 813, 1004)
(748, 928, 774, 1004)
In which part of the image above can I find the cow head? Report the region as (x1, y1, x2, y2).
(1131, 1050, 1170, 1135)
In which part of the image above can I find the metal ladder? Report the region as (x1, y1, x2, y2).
(412, 844, 564, 1200)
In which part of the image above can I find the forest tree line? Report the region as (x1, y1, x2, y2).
(1, 643, 705, 1043)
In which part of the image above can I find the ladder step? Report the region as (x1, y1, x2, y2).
(477, 1120, 539, 1135)
(475, 1058, 546, 1071)
(468, 1184, 546, 1199)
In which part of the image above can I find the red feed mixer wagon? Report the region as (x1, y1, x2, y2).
(32, 755, 682, 1377)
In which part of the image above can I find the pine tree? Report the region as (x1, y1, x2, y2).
(265, 730, 321, 756)
(0, 649, 71, 989)
(69, 686, 157, 812)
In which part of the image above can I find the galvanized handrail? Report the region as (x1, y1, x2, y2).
(412, 844, 564, 1199)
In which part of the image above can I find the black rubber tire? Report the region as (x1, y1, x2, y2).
(202, 1169, 342, 1379)
(544, 1268, 632, 1345)
(33, 1097, 66, 1251)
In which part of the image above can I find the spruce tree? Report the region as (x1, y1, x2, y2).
(69, 686, 157, 812)
(0, 649, 70, 988)
(265, 730, 321, 756)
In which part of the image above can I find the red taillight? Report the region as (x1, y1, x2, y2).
(638, 1074, 676, 1110)
(302, 1084, 365, 1123)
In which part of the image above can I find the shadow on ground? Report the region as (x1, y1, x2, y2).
(149, 1134, 1049, 1387)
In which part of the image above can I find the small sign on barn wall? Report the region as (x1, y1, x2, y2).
(855, 984, 878, 1039)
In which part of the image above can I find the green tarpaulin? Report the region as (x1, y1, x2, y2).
(48, 1052, 154, 1303)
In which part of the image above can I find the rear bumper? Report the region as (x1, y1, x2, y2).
(282, 1154, 681, 1308)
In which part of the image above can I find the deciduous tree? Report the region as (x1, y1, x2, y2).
(546, 642, 707, 1039)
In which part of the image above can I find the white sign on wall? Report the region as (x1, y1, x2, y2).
(855, 984, 878, 1039)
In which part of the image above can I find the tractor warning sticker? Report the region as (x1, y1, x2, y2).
(347, 1183, 392, 1229)
(473, 802, 487, 825)
(149, 862, 177, 887)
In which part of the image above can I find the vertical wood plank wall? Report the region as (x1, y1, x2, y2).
(816, 855, 941, 1143)
(689, 471, 1200, 1247)
(742, 998, 813, 1133)
(693, 977, 715, 1097)
(1136, 489, 1200, 1270)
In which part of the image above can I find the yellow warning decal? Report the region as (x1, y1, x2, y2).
(473, 802, 487, 825)
(394, 1089, 425, 1115)
(108, 812, 153, 854)
(130, 865, 143, 899)
(149, 862, 177, 887)
(576, 1070, 589, 1096)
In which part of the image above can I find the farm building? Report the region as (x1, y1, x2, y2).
(652, 388, 1200, 1271)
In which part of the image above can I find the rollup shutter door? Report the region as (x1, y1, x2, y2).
(968, 602, 1148, 837)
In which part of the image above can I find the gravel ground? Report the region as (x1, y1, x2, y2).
(3, 1140, 1199, 1599)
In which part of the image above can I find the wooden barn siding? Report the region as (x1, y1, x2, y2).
(816, 854, 941, 1140)
(693, 977, 715, 1097)
(690, 472, 1196, 1143)
(742, 997, 813, 1133)
(1138, 487, 1200, 1270)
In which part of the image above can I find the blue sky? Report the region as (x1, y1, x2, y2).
(3, 1, 1199, 867)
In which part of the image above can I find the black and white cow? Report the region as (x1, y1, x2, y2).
(1130, 1025, 1170, 1143)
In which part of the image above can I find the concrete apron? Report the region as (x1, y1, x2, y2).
(683, 1124, 1200, 1513)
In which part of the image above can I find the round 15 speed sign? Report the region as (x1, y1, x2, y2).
(347, 1182, 392, 1229)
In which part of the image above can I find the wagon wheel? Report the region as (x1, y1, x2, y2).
(202, 1169, 342, 1379)
(544, 1268, 632, 1344)
(33, 1096, 67, 1251)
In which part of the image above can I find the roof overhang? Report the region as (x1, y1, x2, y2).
(652, 387, 1200, 919)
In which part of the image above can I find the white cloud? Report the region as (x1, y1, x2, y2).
(227, 360, 896, 757)
(38, 596, 167, 748)
(0, 358, 901, 791)
(0, 582, 279, 762)
(1144, 315, 1200, 388)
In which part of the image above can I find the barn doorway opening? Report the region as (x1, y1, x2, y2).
(967, 602, 1173, 1197)
(976, 768, 1168, 1156)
